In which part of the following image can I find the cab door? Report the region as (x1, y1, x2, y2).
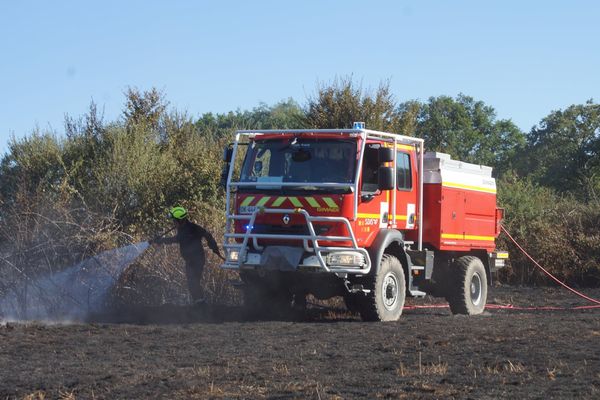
(356, 142, 391, 246)
(394, 147, 418, 231)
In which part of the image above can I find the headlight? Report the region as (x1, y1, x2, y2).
(227, 249, 239, 262)
(326, 252, 366, 267)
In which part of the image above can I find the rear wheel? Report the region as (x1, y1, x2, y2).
(358, 254, 406, 322)
(446, 256, 488, 315)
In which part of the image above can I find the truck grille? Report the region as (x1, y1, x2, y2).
(251, 224, 331, 236)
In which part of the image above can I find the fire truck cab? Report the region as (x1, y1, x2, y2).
(220, 123, 507, 321)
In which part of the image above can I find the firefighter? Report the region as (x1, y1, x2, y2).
(151, 206, 225, 304)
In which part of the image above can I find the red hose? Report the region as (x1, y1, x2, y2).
(403, 304, 600, 311)
(485, 304, 600, 310)
(403, 226, 600, 311)
(500, 225, 600, 305)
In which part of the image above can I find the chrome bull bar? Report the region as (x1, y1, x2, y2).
(221, 208, 372, 275)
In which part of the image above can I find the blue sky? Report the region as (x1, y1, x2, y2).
(1, 1, 599, 156)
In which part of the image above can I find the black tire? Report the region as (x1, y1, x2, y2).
(358, 254, 406, 322)
(446, 256, 488, 315)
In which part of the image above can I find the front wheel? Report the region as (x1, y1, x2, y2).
(359, 254, 406, 322)
(446, 256, 488, 315)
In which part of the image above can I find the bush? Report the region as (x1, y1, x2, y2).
(2, 83, 599, 307)
(0, 89, 237, 313)
(498, 173, 600, 286)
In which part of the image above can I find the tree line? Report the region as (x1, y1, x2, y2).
(1, 78, 599, 291)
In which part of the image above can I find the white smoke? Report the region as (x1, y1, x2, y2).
(0, 242, 149, 323)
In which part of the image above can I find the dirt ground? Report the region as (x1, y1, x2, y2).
(1, 285, 600, 399)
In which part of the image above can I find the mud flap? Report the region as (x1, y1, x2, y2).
(406, 249, 434, 280)
(406, 249, 434, 297)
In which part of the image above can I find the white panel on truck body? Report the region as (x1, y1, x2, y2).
(423, 152, 496, 193)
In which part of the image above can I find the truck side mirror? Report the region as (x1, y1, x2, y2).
(378, 147, 394, 164)
(378, 166, 394, 190)
(223, 147, 233, 162)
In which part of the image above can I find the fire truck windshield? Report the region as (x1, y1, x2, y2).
(239, 138, 357, 191)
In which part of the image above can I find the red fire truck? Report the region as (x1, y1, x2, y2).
(220, 123, 508, 321)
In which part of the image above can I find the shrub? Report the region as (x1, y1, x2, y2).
(498, 173, 600, 285)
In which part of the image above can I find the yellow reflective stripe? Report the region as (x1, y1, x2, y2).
(396, 144, 414, 151)
(357, 213, 407, 220)
(255, 197, 270, 207)
(272, 197, 286, 207)
(323, 197, 338, 208)
(357, 213, 380, 218)
(240, 196, 255, 207)
(289, 197, 303, 207)
(305, 197, 320, 208)
(441, 233, 495, 241)
(442, 182, 497, 194)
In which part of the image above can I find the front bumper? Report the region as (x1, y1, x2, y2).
(221, 208, 372, 275)
(222, 246, 368, 273)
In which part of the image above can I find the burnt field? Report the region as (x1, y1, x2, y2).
(1, 285, 600, 399)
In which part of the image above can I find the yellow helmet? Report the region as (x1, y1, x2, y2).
(169, 206, 188, 220)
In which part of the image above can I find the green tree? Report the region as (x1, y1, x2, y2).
(305, 77, 408, 132)
(123, 87, 168, 132)
(522, 100, 600, 200)
(410, 94, 525, 173)
(0, 131, 65, 206)
(195, 99, 306, 139)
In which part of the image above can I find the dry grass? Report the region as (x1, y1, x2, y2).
(192, 365, 211, 378)
(111, 246, 241, 308)
(21, 391, 75, 400)
(174, 380, 336, 399)
(58, 391, 76, 400)
(397, 356, 448, 377)
(484, 360, 526, 374)
(272, 362, 291, 376)
(422, 360, 449, 375)
(22, 392, 46, 400)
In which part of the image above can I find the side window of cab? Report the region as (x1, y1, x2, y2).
(361, 144, 380, 193)
(396, 152, 412, 190)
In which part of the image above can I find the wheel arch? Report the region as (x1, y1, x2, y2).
(367, 229, 410, 287)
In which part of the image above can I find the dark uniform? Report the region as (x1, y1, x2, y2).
(155, 220, 222, 302)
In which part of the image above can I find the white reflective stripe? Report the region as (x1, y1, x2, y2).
(406, 203, 415, 229)
(425, 169, 496, 194)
